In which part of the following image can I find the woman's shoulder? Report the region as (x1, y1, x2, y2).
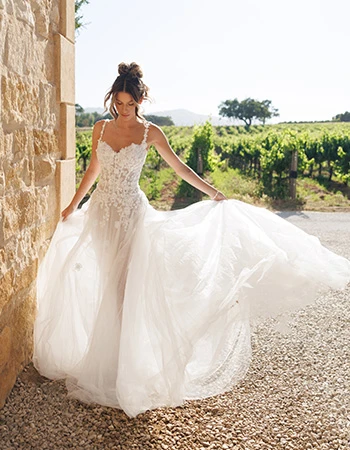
(144, 120, 162, 134)
(92, 119, 109, 135)
(94, 119, 109, 129)
(143, 121, 168, 146)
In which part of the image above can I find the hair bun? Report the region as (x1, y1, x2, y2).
(118, 62, 143, 79)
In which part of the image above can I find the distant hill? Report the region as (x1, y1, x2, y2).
(82, 107, 232, 126)
(144, 109, 231, 126)
(84, 107, 105, 114)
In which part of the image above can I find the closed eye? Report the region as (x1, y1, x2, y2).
(116, 102, 135, 106)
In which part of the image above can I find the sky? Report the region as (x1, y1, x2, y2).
(75, 0, 350, 123)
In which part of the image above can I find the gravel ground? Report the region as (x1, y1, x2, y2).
(1, 212, 349, 450)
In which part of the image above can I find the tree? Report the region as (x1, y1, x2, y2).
(258, 100, 279, 125)
(332, 111, 350, 122)
(75, 103, 85, 114)
(75, 111, 112, 127)
(144, 115, 174, 126)
(75, 0, 89, 32)
(219, 98, 279, 128)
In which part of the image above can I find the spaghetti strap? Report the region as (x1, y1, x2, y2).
(142, 121, 150, 145)
(98, 120, 109, 142)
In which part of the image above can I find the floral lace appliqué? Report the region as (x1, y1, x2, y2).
(89, 121, 150, 231)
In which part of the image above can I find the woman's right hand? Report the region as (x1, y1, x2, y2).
(61, 203, 76, 222)
(211, 190, 227, 201)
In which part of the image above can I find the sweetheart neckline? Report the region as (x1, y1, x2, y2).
(98, 140, 147, 155)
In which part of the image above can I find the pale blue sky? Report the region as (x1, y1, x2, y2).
(75, 0, 350, 123)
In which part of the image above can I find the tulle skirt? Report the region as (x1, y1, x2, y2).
(33, 197, 350, 418)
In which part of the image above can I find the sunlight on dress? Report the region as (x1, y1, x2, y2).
(33, 120, 350, 418)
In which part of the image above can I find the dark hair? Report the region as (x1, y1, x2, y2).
(104, 62, 150, 119)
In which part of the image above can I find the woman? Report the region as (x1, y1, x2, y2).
(33, 62, 350, 418)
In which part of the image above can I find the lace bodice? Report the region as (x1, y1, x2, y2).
(90, 120, 150, 230)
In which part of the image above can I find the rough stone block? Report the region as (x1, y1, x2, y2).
(0, 247, 5, 276)
(32, 0, 50, 38)
(2, 190, 36, 241)
(14, 260, 37, 298)
(34, 155, 56, 186)
(4, 158, 33, 191)
(10, 229, 37, 276)
(54, 34, 75, 105)
(11, 288, 36, 358)
(1, 74, 39, 128)
(0, 130, 13, 159)
(49, 1, 60, 34)
(2, 237, 15, 273)
(35, 218, 55, 251)
(7, 130, 35, 189)
(13, 129, 33, 161)
(13, 0, 35, 27)
(43, 39, 55, 83)
(38, 82, 57, 130)
(0, 291, 36, 408)
(33, 185, 49, 225)
(33, 185, 57, 243)
(44, 182, 59, 234)
(60, 103, 75, 159)
(33, 129, 59, 156)
(0, 158, 4, 198)
(0, 12, 6, 62)
(3, 0, 35, 27)
(4, 18, 35, 77)
(3, 192, 23, 240)
(0, 269, 14, 314)
(0, 326, 12, 371)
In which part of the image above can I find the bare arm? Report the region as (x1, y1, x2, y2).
(61, 121, 102, 221)
(148, 124, 226, 200)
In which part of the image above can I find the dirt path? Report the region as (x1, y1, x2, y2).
(1, 213, 349, 450)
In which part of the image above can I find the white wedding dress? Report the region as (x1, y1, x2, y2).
(33, 120, 350, 418)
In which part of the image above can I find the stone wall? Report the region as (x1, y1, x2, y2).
(0, 0, 75, 407)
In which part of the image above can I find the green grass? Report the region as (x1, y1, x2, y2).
(75, 123, 350, 211)
(296, 177, 350, 210)
(144, 166, 350, 212)
(207, 167, 264, 205)
(140, 167, 179, 204)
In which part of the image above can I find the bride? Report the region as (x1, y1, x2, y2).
(62, 64, 226, 223)
(33, 62, 350, 418)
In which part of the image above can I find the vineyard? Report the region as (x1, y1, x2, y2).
(76, 122, 350, 210)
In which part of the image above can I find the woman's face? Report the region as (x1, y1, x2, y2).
(115, 92, 142, 120)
